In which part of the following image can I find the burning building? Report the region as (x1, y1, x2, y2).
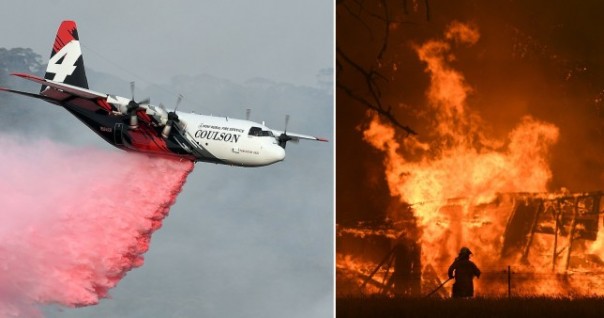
(337, 191, 604, 297)
(337, 9, 604, 297)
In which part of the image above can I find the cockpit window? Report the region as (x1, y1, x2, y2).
(260, 130, 274, 137)
(248, 127, 274, 137)
(249, 127, 262, 136)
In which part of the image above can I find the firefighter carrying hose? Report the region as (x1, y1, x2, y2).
(448, 247, 481, 298)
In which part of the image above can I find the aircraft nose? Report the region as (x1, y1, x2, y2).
(271, 145, 286, 162)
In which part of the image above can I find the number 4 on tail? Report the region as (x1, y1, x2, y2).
(46, 41, 82, 82)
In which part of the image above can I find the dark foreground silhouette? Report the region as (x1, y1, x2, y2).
(337, 296, 604, 318)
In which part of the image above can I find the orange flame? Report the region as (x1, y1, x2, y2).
(351, 21, 604, 297)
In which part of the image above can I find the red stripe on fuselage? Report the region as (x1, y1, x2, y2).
(136, 109, 152, 124)
(127, 125, 170, 153)
(96, 99, 113, 112)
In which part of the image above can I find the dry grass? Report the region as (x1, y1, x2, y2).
(337, 296, 604, 318)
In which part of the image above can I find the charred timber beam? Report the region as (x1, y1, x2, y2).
(565, 197, 580, 271)
(379, 253, 396, 295)
(552, 199, 562, 271)
(521, 200, 544, 263)
(360, 248, 395, 292)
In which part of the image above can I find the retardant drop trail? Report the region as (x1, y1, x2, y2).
(0, 137, 194, 317)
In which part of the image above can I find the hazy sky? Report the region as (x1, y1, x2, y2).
(1, 0, 333, 87)
(0, 1, 333, 317)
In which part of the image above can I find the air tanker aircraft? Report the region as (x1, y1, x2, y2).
(0, 21, 327, 167)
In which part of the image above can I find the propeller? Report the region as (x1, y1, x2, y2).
(277, 114, 293, 148)
(126, 81, 150, 129)
(161, 94, 183, 139)
(246, 108, 251, 120)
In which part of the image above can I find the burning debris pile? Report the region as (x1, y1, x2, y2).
(337, 21, 604, 298)
(337, 191, 604, 297)
(501, 192, 602, 269)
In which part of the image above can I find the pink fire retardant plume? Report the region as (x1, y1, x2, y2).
(0, 137, 194, 317)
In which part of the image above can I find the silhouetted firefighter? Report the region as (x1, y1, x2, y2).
(448, 247, 481, 298)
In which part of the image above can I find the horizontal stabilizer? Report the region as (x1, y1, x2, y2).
(0, 87, 57, 104)
(11, 73, 106, 100)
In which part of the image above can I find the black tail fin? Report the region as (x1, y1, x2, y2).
(42, 20, 89, 92)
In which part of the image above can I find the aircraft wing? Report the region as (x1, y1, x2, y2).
(272, 129, 328, 142)
(11, 73, 107, 100)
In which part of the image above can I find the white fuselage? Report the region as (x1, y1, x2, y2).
(107, 95, 287, 167)
(176, 112, 286, 166)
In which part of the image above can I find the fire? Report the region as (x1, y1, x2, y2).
(339, 21, 604, 297)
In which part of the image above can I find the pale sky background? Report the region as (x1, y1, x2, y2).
(0, 0, 332, 87)
(0, 1, 333, 317)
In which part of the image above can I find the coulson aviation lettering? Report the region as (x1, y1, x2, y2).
(194, 124, 244, 143)
(195, 130, 241, 143)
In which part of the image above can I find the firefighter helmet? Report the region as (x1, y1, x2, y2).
(459, 247, 472, 256)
